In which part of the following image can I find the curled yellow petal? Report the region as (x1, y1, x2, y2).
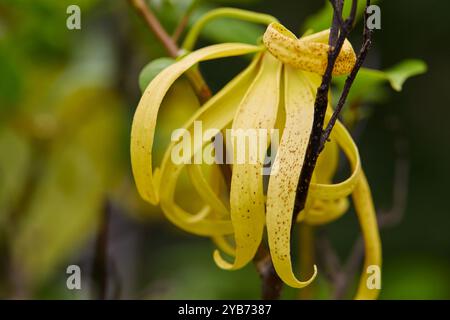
(308, 112, 361, 201)
(187, 164, 229, 218)
(315, 136, 339, 184)
(208, 164, 236, 257)
(157, 53, 262, 236)
(266, 66, 317, 288)
(263, 22, 356, 76)
(302, 137, 350, 225)
(214, 53, 282, 270)
(353, 172, 382, 300)
(303, 198, 350, 225)
(131, 43, 261, 205)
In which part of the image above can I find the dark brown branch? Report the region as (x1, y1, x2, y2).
(289, 0, 372, 300)
(92, 200, 111, 300)
(254, 246, 283, 300)
(256, 0, 368, 300)
(320, 1, 374, 151)
(329, 0, 344, 47)
(293, 0, 360, 224)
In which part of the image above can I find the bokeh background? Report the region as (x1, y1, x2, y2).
(0, 0, 448, 299)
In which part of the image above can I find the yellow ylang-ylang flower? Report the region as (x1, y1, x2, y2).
(131, 15, 381, 299)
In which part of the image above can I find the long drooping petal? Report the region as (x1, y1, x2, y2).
(304, 73, 381, 299)
(157, 54, 262, 236)
(353, 172, 382, 300)
(131, 43, 261, 205)
(266, 66, 317, 288)
(214, 53, 282, 270)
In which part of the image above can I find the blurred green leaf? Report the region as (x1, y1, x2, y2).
(13, 142, 103, 285)
(12, 89, 126, 286)
(145, 242, 261, 299)
(199, 17, 263, 44)
(151, 0, 194, 31)
(0, 45, 23, 113)
(381, 59, 428, 92)
(0, 128, 31, 225)
(381, 256, 450, 299)
(333, 59, 427, 105)
(332, 59, 426, 126)
(206, 0, 262, 4)
(189, 7, 264, 45)
(139, 58, 176, 93)
(302, 0, 380, 33)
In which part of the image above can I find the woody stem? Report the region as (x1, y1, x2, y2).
(289, 0, 373, 300)
(127, 0, 212, 103)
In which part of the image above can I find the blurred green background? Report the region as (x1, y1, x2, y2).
(0, 0, 448, 299)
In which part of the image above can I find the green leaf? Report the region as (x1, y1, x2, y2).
(381, 59, 428, 92)
(333, 59, 427, 101)
(332, 59, 427, 126)
(152, 0, 192, 30)
(13, 142, 104, 285)
(139, 58, 176, 93)
(0, 45, 23, 113)
(199, 18, 264, 44)
(206, 0, 262, 4)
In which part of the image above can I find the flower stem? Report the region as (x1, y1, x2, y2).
(127, 0, 211, 103)
(172, 0, 200, 42)
(293, 0, 371, 222)
(182, 8, 278, 51)
(127, 0, 179, 57)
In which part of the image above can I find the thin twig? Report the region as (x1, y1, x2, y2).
(320, 0, 374, 151)
(172, 0, 199, 42)
(254, 246, 283, 300)
(332, 238, 364, 299)
(333, 134, 410, 299)
(172, 14, 191, 43)
(289, 0, 371, 300)
(315, 230, 342, 283)
(128, 0, 212, 103)
(92, 200, 111, 300)
(293, 0, 359, 224)
(256, 0, 367, 300)
(128, 0, 179, 57)
(329, 0, 344, 47)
